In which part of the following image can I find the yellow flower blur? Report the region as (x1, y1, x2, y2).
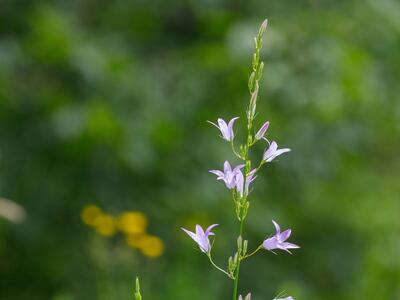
(138, 235, 165, 258)
(81, 205, 102, 226)
(81, 204, 164, 257)
(118, 211, 148, 234)
(94, 214, 117, 236)
(125, 233, 144, 248)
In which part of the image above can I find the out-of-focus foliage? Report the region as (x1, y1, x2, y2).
(0, 0, 400, 299)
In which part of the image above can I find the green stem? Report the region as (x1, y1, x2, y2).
(207, 253, 233, 279)
(231, 141, 244, 160)
(232, 219, 245, 300)
(242, 245, 263, 260)
(231, 19, 267, 300)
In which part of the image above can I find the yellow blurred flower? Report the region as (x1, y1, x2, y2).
(81, 205, 163, 257)
(118, 211, 148, 234)
(81, 205, 102, 226)
(94, 214, 117, 236)
(125, 233, 144, 248)
(138, 234, 165, 258)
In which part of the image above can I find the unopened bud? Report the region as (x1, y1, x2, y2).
(257, 62, 264, 80)
(234, 252, 239, 264)
(237, 236, 243, 251)
(243, 240, 248, 256)
(248, 72, 256, 92)
(258, 19, 268, 37)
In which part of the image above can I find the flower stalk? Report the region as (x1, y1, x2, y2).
(182, 18, 299, 300)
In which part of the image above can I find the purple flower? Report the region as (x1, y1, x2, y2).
(263, 141, 290, 162)
(210, 161, 244, 189)
(255, 121, 270, 140)
(263, 220, 300, 253)
(181, 224, 218, 253)
(208, 117, 239, 141)
(274, 297, 294, 300)
(235, 169, 257, 197)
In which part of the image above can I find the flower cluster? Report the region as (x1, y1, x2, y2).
(81, 204, 165, 258)
(181, 19, 300, 300)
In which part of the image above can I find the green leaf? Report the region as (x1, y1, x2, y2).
(134, 277, 142, 300)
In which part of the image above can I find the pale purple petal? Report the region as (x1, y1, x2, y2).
(209, 170, 224, 178)
(195, 224, 205, 237)
(195, 225, 211, 252)
(263, 141, 290, 162)
(181, 227, 197, 243)
(245, 169, 257, 195)
(255, 121, 270, 140)
(263, 141, 278, 161)
(235, 170, 244, 196)
(281, 242, 300, 249)
(278, 229, 291, 242)
(273, 148, 291, 158)
(205, 224, 219, 237)
(232, 164, 245, 173)
(227, 117, 239, 140)
(272, 220, 281, 235)
(262, 236, 279, 250)
(217, 118, 230, 140)
(224, 161, 232, 173)
(263, 221, 299, 254)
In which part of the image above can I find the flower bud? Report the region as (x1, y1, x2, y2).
(234, 252, 239, 265)
(237, 236, 243, 252)
(255, 121, 270, 140)
(258, 19, 268, 37)
(243, 240, 248, 256)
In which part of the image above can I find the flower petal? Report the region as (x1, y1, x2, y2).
(263, 141, 278, 161)
(227, 117, 239, 140)
(205, 224, 219, 237)
(263, 236, 279, 250)
(272, 220, 281, 235)
(181, 228, 199, 244)
(235, 171, 245, 196)
(278, 229, 291, 242)
(217, 118, 229, 140)
(224, 161, 232, 173)
(273, 148, 291, 158)
(232, 164, 245, 173)
(209, 170, 224, 178)
(281, 242, 300, 249)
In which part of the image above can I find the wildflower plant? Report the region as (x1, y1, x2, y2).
(181, 19, 300, 300)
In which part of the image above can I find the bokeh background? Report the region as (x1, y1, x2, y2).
(1, 0, 400, 299)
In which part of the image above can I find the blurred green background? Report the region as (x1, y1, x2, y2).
(1, 0, 400, 299)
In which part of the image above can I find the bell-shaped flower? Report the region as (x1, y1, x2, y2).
(208, 117, 239, 141)
(181, 224, 218, 253)
(209, 161, 244, 189)
(263, 141, 290, 162)
(235, 169, 257, 197)
(255, 121, 270, 140)
(263, 220, 300, 254)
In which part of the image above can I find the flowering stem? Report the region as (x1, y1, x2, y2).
(231, 141, 244, 160)
(232, 19, 267, 300)
(207, 253, 233, 279)
(242, 245, 263, 260)
(232, 218, 244, 300)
